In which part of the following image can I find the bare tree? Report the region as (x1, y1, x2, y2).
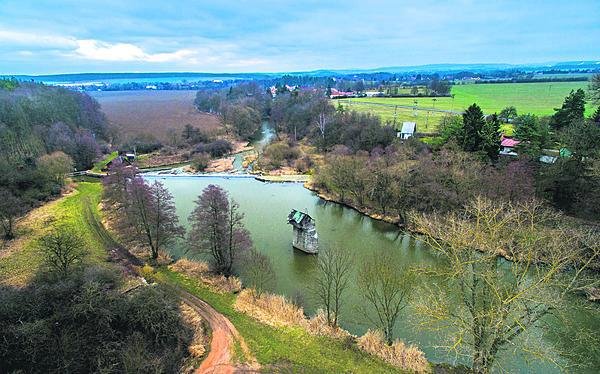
(316, 112, 329, 140)
(126, 178, 184, 260)
(311, 246, 353, 327)
(242, 248, 276, 294)
(188, 184, 251, 276)
(40, 226, 87, 276)
(410, 197, 600, 373)
(0, 188, 24, 240)
(357, 250, 414, 344)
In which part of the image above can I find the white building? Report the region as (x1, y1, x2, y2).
(398, 122, 416, 139)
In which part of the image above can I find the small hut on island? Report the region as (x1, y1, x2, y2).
(287, 209, 318, 254)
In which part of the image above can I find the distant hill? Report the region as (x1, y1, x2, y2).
(4, 60, 598, 85)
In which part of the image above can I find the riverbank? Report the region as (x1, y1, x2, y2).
(304, 180, 405, 226)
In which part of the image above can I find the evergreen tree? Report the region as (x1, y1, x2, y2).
(592, 106, 600, 123)
(551, 89, 586, 129)
(514, 114, 550, 157)
(480, 114, 501, 161)
(589, 74, 600, 105)
(460, 103, 486, 152)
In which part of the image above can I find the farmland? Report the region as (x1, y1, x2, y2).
(90, 90, 222, 142)
(340, 81, 591, 132)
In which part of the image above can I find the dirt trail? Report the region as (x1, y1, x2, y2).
(85, 202, 257, 373)
(176, 290, 257, 373)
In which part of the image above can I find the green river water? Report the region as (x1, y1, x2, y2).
(142, 174, 599, 373)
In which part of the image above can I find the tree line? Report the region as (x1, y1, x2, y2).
(0, 80, 110, 240)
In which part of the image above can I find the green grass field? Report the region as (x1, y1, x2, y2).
(340, 81, 592, 132)
(0, 182, 106, 285)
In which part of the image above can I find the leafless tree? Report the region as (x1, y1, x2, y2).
(357, 250, 414, 344)
(410, 197, 600, 373)
(40, 226, 87, 276)
(311, 246, 353, 327)
(0, 188, 24, 240)
(188, 184, 251, 276)
(242, 248, 276, 294)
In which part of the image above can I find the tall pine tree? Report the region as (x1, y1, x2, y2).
(460, 103, 486, 152)
(551, 89, 586, 129)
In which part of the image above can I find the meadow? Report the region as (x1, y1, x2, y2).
(341, 81, 591, 132)
(90, 90, 221, 142)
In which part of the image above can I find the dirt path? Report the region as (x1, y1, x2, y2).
(176, 290, 257, 373)
(85, 202, 257, 373)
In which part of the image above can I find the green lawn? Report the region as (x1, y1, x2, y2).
(157, 269, 405, 373)
(91, 151, 118, 173)
(340, 81, 592, 132)
(0, 182, 106, 285)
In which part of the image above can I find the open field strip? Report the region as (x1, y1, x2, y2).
(341, 81, 592, 132)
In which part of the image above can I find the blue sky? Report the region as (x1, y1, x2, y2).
(0, 0, 598, 74)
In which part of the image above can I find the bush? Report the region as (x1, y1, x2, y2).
(191, 153, 211, 172)
(357, 329, 429, 373)
(0, 267, 193, 373)
(194, 139, 233, 157)
(122, 133, 162, 154)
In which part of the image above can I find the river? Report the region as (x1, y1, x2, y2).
(142, 173, 599, 372)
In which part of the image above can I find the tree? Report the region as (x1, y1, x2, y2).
(357, 251, 414, 344)
(514, 114, 550, 157)
(588, 73, 600, 105)
(227, 105, 261, 140)
(126, 178, 184, 260)
(311, 246, 353, 327)
(563, 119, 600, 160)
(591, 106, 600, 123)
(39, 226, 87, 276)
(188, 184, 251, 275)
(0, 188, 24, 240)
(410, 198, 600, 373)
(36, 151, 73, 186)
(460, 103, 486, 153)
(551, 89, 586, 130)
(242, 248, 275, 294)
(498, 106, 518, 123)
(102, 161, 138, 213)
(480, 114, 501, 161)
(73, 130, 100, 170)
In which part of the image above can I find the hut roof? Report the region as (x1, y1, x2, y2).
(288, 209, 313, 226)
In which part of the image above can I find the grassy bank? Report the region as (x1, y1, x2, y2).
(156, 269, 404, 373)
(0, 182, 106, 286)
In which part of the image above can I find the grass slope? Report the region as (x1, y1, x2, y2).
(0, 182, 106, 286)
(342, 81, 591, 132)
(157, 269, 404, 373)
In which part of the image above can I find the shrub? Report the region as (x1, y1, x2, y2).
(169, 259, 242, 294)
(234, 288, 305, 327)
(194, 139, 233, 157)
(191, 153, 211, 172)
(122, 133, 162, 154)
(357, 329, 429, 373)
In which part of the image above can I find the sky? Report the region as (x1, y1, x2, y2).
(0, 0, 599, 75)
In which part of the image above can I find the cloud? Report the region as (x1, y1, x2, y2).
(73, 39, 195, 62)
(0, 29, 76, 49)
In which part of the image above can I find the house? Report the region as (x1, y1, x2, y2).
(499, 136, 520, 156)
(287, 209, 318, 254)
(329, 88, 356, 99)
(269, 86, 277, 97)
(397, 122, 416, 139)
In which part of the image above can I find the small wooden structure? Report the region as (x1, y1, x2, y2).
(287, 209, 318, 254)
